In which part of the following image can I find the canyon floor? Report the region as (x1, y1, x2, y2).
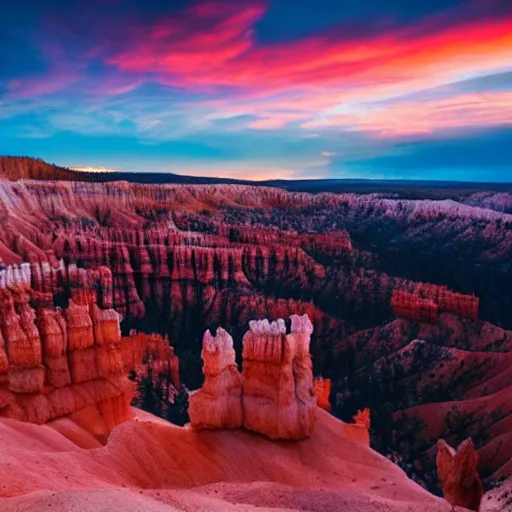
(0, 408, 458, 512)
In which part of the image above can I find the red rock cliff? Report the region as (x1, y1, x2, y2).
(0, 288, 132, 443)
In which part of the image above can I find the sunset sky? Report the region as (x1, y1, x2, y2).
(1, 0, 511, 181)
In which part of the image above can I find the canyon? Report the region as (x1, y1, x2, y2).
(1, 157, 512, 510)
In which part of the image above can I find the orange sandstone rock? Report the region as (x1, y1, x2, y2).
(314, 377, 332, 412)
(8, 365, 45, 394)
(65, 300, 94, 351)
(0, 288, 134, 443)
(242, 315, 316, 440)
(1, 292, 42, 368)
(37, 309, 71, 388)
(37, 309, 67, 357)
(91, 304, 120, 345)
(353, 408, 371, 429)
(189, 327, 243, 430)
(436, 438, 483, 511)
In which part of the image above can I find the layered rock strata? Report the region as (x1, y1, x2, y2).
(0, 288, 132, 442)
(189, 327, 243, 430)
(242, 314, 316, 440)
(190, 314, 317, 440)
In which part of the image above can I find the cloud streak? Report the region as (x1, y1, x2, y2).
(302, 92, 512, 136)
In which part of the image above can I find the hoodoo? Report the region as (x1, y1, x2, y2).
(314, 376, 332, 411)
(189, 314, 317, 440)
(242, 314, 316, 440)
(436, 438, 483, 511)
(189, 327, 243, 430)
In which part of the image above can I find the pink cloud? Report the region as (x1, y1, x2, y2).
(7, 0, 512, 139)
(249, 112, 308, 129)
(106, 2, 265, 79)
(97, 0, 512, 132)
(302, 92, 512, 136)
(104, 3, 512, 98)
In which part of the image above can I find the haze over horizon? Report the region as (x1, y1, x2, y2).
(1, 0, 511, 181)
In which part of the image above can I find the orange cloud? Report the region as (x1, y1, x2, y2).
(107, 5, 512, 98)
(101, 1, 512, 134)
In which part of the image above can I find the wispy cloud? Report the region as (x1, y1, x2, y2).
(302, 92, 512, 136)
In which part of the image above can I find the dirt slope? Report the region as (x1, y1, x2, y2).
(0, 408, 460, 512)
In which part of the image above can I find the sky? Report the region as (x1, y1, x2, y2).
(1, 0, 511, 181)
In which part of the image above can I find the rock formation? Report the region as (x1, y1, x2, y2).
(354, 408, 371, 429)
(242, 314, 316, 440)
(436, 438, 483, 511)
(121, 331, 180, 389)
(0, 288, 133, 443)
(392, 289, 479, 323)
(314, 377, 332, 411)
(189, 327, 243, 430)
(188, 314, 316, 440)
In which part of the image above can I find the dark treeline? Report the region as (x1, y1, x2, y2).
(2, 156, 512, 200)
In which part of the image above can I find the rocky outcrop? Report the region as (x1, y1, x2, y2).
(0, 261, 116, 312)
(229, 225, 352, 261)
(353, 408, 371, 429)
(189, 327, 243, 430)
(0, 170, 508, 501)
(314, 377, 332, 412)
(189, 314, 316, 440)
(436, 438, 483, 511)
(0, 288, 133, 442)
(392, 288, 479, 323)
(242, 245, 325, 288)
(242, 315, 316, 440)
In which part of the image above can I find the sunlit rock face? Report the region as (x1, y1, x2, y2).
(0, 288, 132, 443)
(189, 327, 243, 430)
(242, 314, 316, 440)
(188, 314, 316, 440)
(436, 438, 483, 512)
(314, 377, 332, 412)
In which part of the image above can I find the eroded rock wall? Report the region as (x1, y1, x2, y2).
(0, 288, 132, 443)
